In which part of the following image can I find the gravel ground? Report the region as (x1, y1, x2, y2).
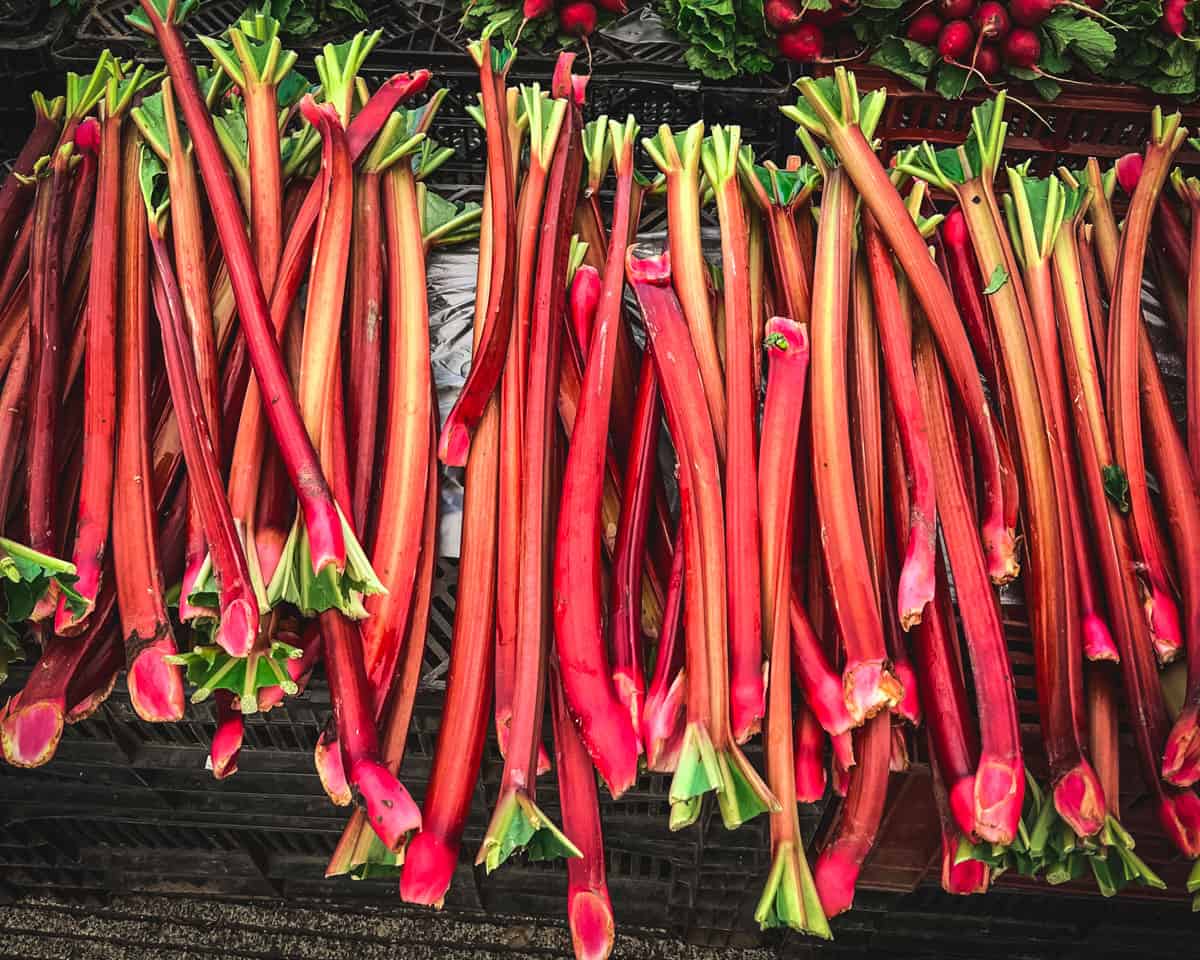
(0, 893, 776, 960)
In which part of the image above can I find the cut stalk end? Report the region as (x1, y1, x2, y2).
(350, 758, 421, 851)
(843, 659, 903, 724)
(1164, 706, 1200, 787)
(948, 774, 977, 840)
(1081, 613, 1119, 663)
(314, 730, 353, 806)
(0, 699, 65, 767)
(1052, 762, 1107, 839)
(568, 889, 616, 960)
(983, 524, 1020, 586)
(889, 659, 922, 727)
(754, 841, 832, 938)
(1158, 790, 1200, 858)
(641, 672, 686, 773)
(715, 744, 781, 830)
(974, 755, 1024, 845)
(476, 789, 582, 873)
(813, 843, 863, 919)
(400, 829, 457, 907)
(438, 420, 471, 467)
(214, 598, 257, 658)
(1146, 585, 1184, 665)
(127, 646, 185, 722)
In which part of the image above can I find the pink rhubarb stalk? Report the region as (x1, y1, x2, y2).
(554, 116, 642, 796)
(754, 316, 830, 937)
(629, 248, 778, 831)
(111, 132, 184, 724)
(702, 126, 764, 743)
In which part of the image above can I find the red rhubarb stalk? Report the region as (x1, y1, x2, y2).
(755, 316, 830, 938)
(788, 69, 1016, 584)
(0, 91, 63, 260)
(863, 213, 937, 632)
(401, 171, 501, 907)
(438, 36, 518, 467)
(814, 711, 891, 917)
(56, 71, 146, 635)
(1, 585, 117, 766)
(210, 690, 243, 780)
(479, 57, 586, 869)
(629, 248, 778, 831)
(551, 660, 616, 960)
(702, 126, 765, 743)
(643, 123, 727, 457)
(610, 346, 660, 742)
(359, 95, 447, 694)
(642, 525, 686, 773)
(898, 98, 1106, 840)
(142, 159, 260, 661)
(808, 164, 901, 724)
(915, 313, 1024, 844)
(133, 0, 367, 597)
(496, 86, 566, 761)
(111, 132, 184, 724)
(554, 116, 642, 795)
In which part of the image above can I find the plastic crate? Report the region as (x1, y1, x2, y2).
(835, 67, 1200, 176)
(56, 0, 695, 76)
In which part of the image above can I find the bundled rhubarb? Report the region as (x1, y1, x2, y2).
(9, 41, 1200, 944)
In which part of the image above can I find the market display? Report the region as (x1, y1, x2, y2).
(4, 0, 1200, 954)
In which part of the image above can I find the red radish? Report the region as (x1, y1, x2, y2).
(938, 0, 976, 20)
(560, 0, 598, 35)
(1002, 26, 1042, 67)
(938, 19, 976, 61)
(976, 42, 1002, 78)
(1163, 0, 1189, 32)
(1009, 0, 1126, 29)
(778, 24, 825, 61)
(1114, 151, 1144, 194)
(972, 0, 1011, 38)
(766, 0, 804, 31)
(907, 9, 943, 43)
(522, 0, 554, 20)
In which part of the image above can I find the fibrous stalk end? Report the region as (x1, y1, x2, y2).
(0, 699, 65, 768)
(568, 889, 616, 960)
(843, 659, 903, 725)
(476, 789, 581, 873)
(351, 758, 421, 851)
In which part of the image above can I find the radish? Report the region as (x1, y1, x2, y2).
(1002, 26, 1043, 67)
(765, 0, 804, 31)
(907, 9, 944, 43)
(1162, 0, 1193, 37)
(778, 23, 826, 61)
(1009, 0, 1126, 30)
(938, 0, 976, 20)
(976, 42, 1002, 76)
(522, 0, 554, 19)
(937, 19, 976, 61)
(972, 0, 1011, 38)
(560, 0, 598, 35)
(1114, 151, 1144, 194)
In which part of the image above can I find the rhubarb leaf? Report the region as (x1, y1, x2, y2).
(1102, 464, 1130, 512)
(0, 539, 79, 625)
(477, 791, 581, 873)
(982, 265, 1009, 296)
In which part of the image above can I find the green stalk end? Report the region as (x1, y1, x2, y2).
(754, 841, 832, 939)
(316, 29, 383, 127)
(476, 790, 582, 874)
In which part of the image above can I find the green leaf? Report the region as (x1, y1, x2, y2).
(1103, 464, 1131, 512)
(1032, 76, 1063, 101)
(935, 64, 981, 100)
(869, 37, 935, 90)
(982, 264, 1009, 295)
(1041, 11, 1116, 74)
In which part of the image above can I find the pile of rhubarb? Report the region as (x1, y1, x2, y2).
(3, 9, 1200, 949)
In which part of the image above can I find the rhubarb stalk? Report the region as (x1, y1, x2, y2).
(754, 316, 829, 938)
(629, 248, 778, 831)
(787, 69, 1016, 584)
(702, 125, 764, 743)
(554, 116, 642, 796)
(111, 131, 184, 724)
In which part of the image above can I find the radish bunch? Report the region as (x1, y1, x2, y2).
(769, 0, 860, 61)
(521, 0, 626, 40)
